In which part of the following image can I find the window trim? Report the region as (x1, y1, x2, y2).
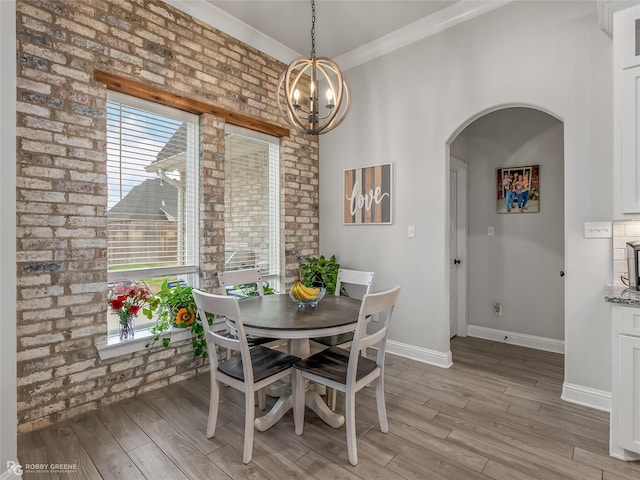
(107, 265, 198, 283)
(97, 327, 192, 360)
(96, 70, 289, 138)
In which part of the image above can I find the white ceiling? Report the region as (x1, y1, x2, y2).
(166, 0, 511, 69)
(205, 0, 458, 58)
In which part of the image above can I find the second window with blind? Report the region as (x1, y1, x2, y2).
(224, 125, 282, 293)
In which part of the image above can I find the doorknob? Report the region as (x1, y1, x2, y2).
(454, 259, 461, 265)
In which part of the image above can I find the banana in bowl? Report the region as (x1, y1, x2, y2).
(289, 280, 326, 308)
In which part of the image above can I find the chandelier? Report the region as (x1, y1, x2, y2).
(276, 0, 350, 135)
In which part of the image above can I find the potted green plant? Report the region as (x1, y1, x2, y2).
(299, 254, 345, 296)
(144, 280, 210, 357)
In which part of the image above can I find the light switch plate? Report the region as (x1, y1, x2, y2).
(584, 221, 612, 238)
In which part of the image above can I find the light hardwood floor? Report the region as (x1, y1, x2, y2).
(17, 337, 640, 479)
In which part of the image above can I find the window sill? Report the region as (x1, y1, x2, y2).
(96, 327, 193, 360)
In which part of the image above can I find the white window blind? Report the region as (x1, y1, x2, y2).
(106, 92, 199, 333)
(224, 125, 281, 289)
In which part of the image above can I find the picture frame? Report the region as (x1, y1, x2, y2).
(344, 163, 392, 225)
(497, 165, 539, 214)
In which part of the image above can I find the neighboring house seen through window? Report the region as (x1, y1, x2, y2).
(106, 92, 199, 336)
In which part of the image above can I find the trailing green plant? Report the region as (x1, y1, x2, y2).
(299, 254, 345, 296)
(144, 280, 210, 357)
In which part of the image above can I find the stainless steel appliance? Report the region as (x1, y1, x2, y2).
(627, 241, 640, 290)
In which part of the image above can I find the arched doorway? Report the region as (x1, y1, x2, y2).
(448, 106, 565, 355)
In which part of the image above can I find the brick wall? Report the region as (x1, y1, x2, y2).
(15, 0, 319, 432)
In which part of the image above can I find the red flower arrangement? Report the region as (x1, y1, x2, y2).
(109, 283, 151, 325)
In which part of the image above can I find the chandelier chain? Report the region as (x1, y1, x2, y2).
(310, 0, 316, 58)
(276, 0, 350, 134)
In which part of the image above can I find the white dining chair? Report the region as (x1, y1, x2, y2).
(192, 289, 300, 464)
(311, 268, 374, 347)
(218, 268, 265, 297)
(209, 268, 267, 337)
(312, 268, 374, 409)
(293, 285, 401, 466)
(218, 268, 280, 346)
(218, 268, 280, 409)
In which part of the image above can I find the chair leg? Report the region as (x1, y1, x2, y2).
(345, 390, 358, 466)
(206, 378, 220, 438)
(293, 369, 305, 436)
(375, 375, 388, 433)
(257, 388, 266, 411)
(243, 388, 256, 464)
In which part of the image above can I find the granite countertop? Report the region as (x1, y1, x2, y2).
(605, 284, 640, 306)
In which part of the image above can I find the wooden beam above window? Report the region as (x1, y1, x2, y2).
(94, 70, 289, 138)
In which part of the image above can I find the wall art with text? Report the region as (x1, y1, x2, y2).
(344, 163, 392, 225)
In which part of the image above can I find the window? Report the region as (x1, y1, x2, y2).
(107, 92, 199, 335)
(224, 125, 281, 291)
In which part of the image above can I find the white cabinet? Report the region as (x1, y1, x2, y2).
(621, 66, 640, 212)
(618, 335, 640, 453)
(616, 5, 640, 213)
(611, 305, 640, 460)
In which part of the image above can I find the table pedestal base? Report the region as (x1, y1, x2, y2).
(254, 388, 344, 431)
(255, 338, 344, 431)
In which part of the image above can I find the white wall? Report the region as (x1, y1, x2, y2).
(319, 1, 614, 397)
(1, 0, 18, 476)
(451, 108, 565, 341)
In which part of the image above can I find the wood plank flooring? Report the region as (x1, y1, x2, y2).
(17, 337, 640, 479)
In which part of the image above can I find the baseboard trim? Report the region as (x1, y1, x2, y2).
(467, 325, 565, 354)
(609, 446, 640, 461)
(561, 382, 612, 412)
(386, 340, 452, 368)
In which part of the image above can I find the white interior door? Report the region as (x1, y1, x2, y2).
(450, 158, 468, 338)
(450, 169, 458, 338)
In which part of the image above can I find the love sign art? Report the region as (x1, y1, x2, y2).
(344, 163, 392, 225)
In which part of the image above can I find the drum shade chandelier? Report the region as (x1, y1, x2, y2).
(276, 0, 350, 135)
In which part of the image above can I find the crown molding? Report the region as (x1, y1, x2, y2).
(164, 0, 300, 63)
(598, 0, 640, 37)
(165, 0, 511, 69)
(336, 0, 512, 71)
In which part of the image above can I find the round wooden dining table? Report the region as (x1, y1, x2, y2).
(238, 293, 362, 431)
